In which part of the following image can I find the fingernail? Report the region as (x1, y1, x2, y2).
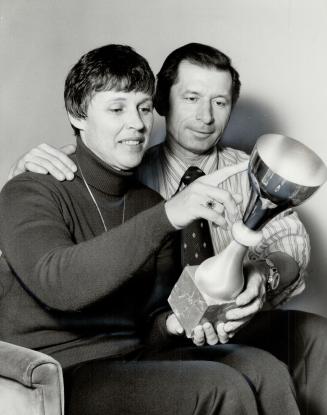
(71, 165, 77, 172)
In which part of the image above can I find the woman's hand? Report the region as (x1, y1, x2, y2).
(164, 161, 247, 229)
(166, 313, 184, 336)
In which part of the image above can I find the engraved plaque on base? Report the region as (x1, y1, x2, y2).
(168, 266, 237, 338)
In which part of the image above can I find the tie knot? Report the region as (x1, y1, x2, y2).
(181, 166, 205, 186)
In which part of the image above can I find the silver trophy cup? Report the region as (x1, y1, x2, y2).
(169, 134, 327, 337)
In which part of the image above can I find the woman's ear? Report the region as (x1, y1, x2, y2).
(68, 113, 86, 131)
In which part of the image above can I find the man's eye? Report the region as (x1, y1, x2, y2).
(214, 100, 226, 107)
(185, 96, 198, 102)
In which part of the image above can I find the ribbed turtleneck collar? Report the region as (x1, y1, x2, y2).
(73, 136, 135, 196)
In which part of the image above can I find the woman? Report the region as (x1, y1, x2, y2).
(0, 44, 299, 415)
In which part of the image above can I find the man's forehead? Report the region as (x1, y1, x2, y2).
(174, 61, 232, 95)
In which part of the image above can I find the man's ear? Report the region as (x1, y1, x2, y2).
(68, 113, 86, 131)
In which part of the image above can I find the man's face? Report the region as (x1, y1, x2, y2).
(166, 61, 233, 157)
(72, 90, 153, 170)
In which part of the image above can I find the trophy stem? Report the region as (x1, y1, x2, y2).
(243, 188, 286, 230)
(194, 240, 246, 304)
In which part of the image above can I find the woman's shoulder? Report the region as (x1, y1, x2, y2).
(3, 171, 58, 191)
(1, 172, 70, 207)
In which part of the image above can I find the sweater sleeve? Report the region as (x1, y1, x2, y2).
(141, 233, 185, 348)
(0, 176, 175, 312)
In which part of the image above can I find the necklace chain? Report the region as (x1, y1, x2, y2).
(76, 160, 125, 232)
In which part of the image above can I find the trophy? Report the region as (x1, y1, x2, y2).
(168, 134, 327, 337)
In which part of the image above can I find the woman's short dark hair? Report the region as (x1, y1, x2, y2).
(64, 44, 155, 135)
(154, 43, 241, 116)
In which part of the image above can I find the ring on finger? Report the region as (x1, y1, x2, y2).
(205, 199, 216, 209)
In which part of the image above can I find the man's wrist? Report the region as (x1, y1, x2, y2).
(256, 257, 280, 293)
(164, 200, 183, 230)
(248, 255, 280, 294)
(264, 257, 280, 292)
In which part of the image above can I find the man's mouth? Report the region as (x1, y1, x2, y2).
(192, 129, 215, 136)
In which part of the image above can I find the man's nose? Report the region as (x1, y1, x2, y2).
(196, 101, 214, 125)
(127, 108, 145, 130)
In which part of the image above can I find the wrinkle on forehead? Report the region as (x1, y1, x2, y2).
(173, 61, 232, 99)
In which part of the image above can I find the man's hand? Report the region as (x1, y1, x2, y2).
(8, 143, 77, 181)
(166, 314, 222, 346)
(191, 322, 222, 346)
(164, 161, 247, 229)
(222, 261, 267, 340)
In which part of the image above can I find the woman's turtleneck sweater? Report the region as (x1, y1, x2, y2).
(0, 137, 179, 368)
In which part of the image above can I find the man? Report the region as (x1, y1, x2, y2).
(10, 43, 327, 414)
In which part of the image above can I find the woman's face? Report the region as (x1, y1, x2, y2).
(71, 90, 154, 170)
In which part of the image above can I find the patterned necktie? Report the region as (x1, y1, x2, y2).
(179, 166, 214, 267)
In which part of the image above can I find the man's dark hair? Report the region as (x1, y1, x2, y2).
(154, 42, 241, 116)
(64, 44, 155, 135)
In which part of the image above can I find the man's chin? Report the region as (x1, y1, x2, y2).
(187, 140, 216, 155)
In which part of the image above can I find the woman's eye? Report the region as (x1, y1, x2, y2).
(140, 106, 153, 113)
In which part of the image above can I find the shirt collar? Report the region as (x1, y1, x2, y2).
(163, 140, 219, 176)
(151, 140, 220, 199)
